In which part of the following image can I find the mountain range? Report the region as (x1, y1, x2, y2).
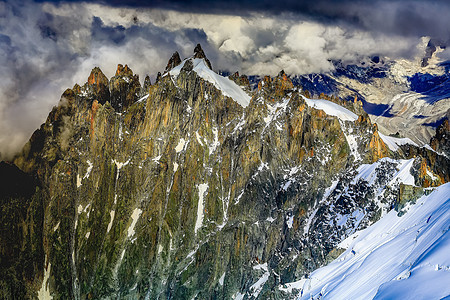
(0, 44, 449, 299)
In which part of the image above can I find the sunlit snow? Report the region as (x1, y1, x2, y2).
(301, 96, 358, 121)
(168, 58, 250, 107)
(194, 183, 209, 235)
(127, 208, 142, 238)
(289, 183, 450, 300)
(379, 132, 418, 152)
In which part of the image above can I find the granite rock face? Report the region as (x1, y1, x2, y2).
(2, 46, 449, 299)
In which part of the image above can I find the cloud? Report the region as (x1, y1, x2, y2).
(0, 0, 445, 159)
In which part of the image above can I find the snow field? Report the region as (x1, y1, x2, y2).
(290, 183, 450, 300)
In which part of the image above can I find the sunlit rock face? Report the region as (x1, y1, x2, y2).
(1, 45, 449, 299)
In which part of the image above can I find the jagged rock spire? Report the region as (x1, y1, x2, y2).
(165, 51, 182, 72)
(115, 64, 133, 77)
(193, 43, 212, 69)
(142, 75, 151, 93)
(85, 67, 110, 104)
(88, 67, 109, 87)
(155, 72, 162, 83)
(110, 64, 141, 111)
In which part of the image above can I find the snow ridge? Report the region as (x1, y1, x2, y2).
(168, 58, 251, 107)
(301, 95, 358, 121)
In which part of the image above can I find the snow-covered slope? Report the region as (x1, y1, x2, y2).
(301, 96, 358, 121)
(168, 58, 251, 107)
(287, 183, 450, 300)
(378, 132, 418, 152)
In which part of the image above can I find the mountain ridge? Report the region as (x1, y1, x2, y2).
(1, 44, 449, 299)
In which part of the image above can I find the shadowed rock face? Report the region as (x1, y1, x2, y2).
(0, 162, 42, 299)
(2, 45, 449, 299)
(194, 43, 212, 69)
(165, 51, 182, 72)
(109, 64, 141, 112)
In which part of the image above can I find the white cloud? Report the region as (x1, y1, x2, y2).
(0, 1, 433, 159)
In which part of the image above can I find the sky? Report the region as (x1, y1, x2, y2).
(1, 0, 450, 159)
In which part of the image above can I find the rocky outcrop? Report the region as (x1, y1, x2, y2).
(84, 67, 110, 104)
(193, 43, 212, 69)
(141, 75, 152, 97)
(229, 71, 251, 92)
(430, 114, 450, 156)
(165, 51, 182, 72)
(109, 64, 141, 111)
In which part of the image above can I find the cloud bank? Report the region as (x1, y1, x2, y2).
(0, 0, 449, 159)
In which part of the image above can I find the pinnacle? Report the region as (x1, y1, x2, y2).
(193, 43, 212, 69)
(165, 51, 182, 72)
(115, 64, 133, 77)
(193, 43, 206, 59)
(87, 67, 108, 86)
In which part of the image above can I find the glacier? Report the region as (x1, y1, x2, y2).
(285, 183, 450, 300)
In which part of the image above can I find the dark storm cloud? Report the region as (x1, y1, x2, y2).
(36, 0, 450, 41)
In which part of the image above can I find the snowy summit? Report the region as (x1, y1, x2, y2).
(167, 58, 251, 108)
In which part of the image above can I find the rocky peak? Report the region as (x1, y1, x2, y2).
(141, 75, 152, 96)
(85, 67, 110, 105)
(193, 43, 212, 69)
(229, 71, 251, 92)
(87, 67, 109, 87)
(165, 51, 182, 72)
(273, 70, 294, 95)
(155, 71, 162, 83)
(109, 64, 141, 111)
(115, 64, 133, 77)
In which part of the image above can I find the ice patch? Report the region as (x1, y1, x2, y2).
(389, 158, 415, 186)
(76, 174, 82, 188)
(426, 169, 438, 181)
(173, 162, 179, 173)
(152, 155, 162, 163)
(85, 231, 90, 239)
(353, 157, 415, 187)
(208, 127, 220, 155)
(250, 263, 270, 298)
(127, 208, 142, 238)
(107, 210, 115, 233)
(278, 279, 307, 293)
(113, 159, 130, 170)
(340, 121, 361, 161)
(233, 292, 245, 300)
(266, 216, 276, 223)
(53, 221, 60, 232)
(37, 256, 52, 300)
(137, 94, 149, 103)
(175, 138, 186, 153)
(194, 183, 209, 235)
(286, 215, 294, 229)
(219, 272, 226, 286)
(84, 160, 93, 179)
(77, 160, 93, 187)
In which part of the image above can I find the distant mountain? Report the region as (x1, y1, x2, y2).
(0, 44, 449, 299)
(275, 41, 450, 146)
